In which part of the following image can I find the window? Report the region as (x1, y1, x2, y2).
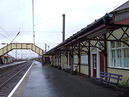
(111, 42, 115, 48)
(81, 54, 88, 65)
(116, 49, 122, 67)
(123, 48, 129, 68)
(111, 50, 116, 67)
(116, 42, 121, 47)
(109, 41, 129, 69)
(74, 55, 78, 64)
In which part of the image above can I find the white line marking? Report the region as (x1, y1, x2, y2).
(8, 63, 33, 97)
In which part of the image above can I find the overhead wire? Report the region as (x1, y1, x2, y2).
(0, 26, 22, 44)
(0, 32, 11, 41)
(0, 26, 14, 41)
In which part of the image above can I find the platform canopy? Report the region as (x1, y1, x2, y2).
(45, 1, 129, 55)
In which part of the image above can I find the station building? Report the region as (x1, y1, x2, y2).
(45, 1, 129, 82)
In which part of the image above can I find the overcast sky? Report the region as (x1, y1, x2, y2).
(0, 0, 128, 58)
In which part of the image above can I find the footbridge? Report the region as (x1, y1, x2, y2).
(0, 43, 44, 56)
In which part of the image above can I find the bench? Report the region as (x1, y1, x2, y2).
(64, 66, 72, 73)
(98, 72, 123, 86)
(64, 65, 78, 75)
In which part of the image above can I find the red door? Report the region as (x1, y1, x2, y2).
(92, 54, 97, 77)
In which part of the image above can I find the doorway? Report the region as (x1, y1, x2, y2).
(92, 54, 97, 77)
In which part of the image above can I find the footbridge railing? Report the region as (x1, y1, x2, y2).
(0, 43, 44, 56)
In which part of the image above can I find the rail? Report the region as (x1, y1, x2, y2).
(0, 61, 32, 96)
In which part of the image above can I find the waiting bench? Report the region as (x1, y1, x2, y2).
(64, 65, 78, 75)
(98, 72, 123, 86)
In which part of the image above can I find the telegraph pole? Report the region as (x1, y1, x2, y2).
(32, 0, 35, 44)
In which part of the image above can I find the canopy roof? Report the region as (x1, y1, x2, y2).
(46, 1, 129, 55)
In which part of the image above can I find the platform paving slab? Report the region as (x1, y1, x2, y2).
(21, 62, 122, 97)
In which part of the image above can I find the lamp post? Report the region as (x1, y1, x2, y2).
(32, 0, 35, 44)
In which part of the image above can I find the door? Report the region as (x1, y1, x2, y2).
(92, 54, 97, 77)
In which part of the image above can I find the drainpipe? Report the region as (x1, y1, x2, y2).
(78, 43, 81, 73)
(104, 34, 107, 72)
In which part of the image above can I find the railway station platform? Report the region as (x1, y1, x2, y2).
(0, 61, 26, 69)
(10, 62, 120, 97)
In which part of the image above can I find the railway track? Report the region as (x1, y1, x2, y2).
(0, 60, 33, 97)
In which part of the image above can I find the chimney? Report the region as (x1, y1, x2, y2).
(62, 14, 65, 42)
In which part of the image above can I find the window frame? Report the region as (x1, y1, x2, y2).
(109, 41, 129, 69)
